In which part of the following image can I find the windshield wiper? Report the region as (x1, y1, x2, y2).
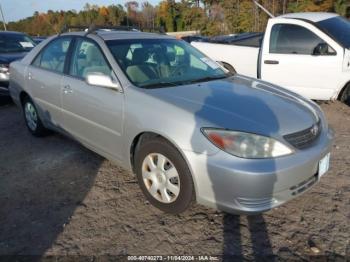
(186, 75, 228, 84)
(140, 75, 230, 89)
(141, 81, 180, 89)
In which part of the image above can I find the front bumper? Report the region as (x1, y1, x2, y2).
(183, 126, 334, 215)
(0, 85, 9, 96)
(0, 72, 9, 96)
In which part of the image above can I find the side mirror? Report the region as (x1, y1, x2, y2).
(313, 43, 331, 56)
(86, 73, 121, 92)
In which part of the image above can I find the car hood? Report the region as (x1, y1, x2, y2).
(0, 52, 28, 64)
(148, 75, 319, 137)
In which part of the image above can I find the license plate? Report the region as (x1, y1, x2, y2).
(319, 153, 330, 178)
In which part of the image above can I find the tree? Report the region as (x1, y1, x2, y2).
(288, 0, 334, 12)
(125, 1, 139, 26)
(140, 2, 157, 29)
(7, 0, 349, 37)
(107, 5, 126, 26)
(334, 0, 349, 16)
(156, 0, 177, 32)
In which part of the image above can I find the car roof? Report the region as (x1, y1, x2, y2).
(278, 12, 339, 22)
(61, 30, 174, 41)
(0, 30, 28, 36)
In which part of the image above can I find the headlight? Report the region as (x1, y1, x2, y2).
(0, 64, 9, 73)
(202, 128, 293, 159)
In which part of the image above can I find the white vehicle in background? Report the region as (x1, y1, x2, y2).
(192, 13, 350, 104)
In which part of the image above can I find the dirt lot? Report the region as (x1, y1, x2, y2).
(0, 96, 349, 260)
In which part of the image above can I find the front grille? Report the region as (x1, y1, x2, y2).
(283, 121, 321, 149)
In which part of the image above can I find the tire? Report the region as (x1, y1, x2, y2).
(22, 97, 49, 137)
(339, 85, 350, 106)
(134, 137, 194, 214)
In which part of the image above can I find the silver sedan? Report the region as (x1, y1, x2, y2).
(9, 29, 333, 214)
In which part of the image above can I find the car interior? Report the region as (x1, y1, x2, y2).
(109, 42, 201, 86)
(70, 41, 112, 79)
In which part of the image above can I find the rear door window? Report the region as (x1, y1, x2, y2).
(32, 37, 72, 73)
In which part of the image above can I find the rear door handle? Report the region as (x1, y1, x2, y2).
(63, 85, 73, 94)
(264, 60, 279, 65)
(28, 72, 33, 80)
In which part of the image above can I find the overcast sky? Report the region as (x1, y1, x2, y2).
(2, 0, 160, 22)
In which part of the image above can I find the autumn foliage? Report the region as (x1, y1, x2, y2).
(6, 0, 350, 37)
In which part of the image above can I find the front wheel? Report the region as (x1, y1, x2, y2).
(135, 137, 194, 214)
(340, 85, 350, 106)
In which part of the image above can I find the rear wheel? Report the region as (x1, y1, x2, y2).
(339, 84, 350, 106)
(134, 137, 194, 214)
(22, 97, 49, 136)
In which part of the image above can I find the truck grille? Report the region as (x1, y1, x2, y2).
(283, 121, 321, 149)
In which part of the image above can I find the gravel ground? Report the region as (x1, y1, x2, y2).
(0, 97, 349, 260)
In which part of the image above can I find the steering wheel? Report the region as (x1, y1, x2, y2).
(170, 64, 187, 77)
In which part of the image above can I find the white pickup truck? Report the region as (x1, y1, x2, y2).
(192, 12, 350, 104)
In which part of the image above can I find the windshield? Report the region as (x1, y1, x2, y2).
(317, 16, 350, 49)
(106, 38, 231, 88)
(0, 34, 36, 53)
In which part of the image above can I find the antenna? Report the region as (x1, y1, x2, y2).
(0, 4, 7, 31)
(252, 0, 275, 18)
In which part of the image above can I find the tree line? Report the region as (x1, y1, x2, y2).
(7, 0, 350, 36)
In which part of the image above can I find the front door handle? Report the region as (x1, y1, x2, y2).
(63, 85, 73, 94)
(264, 60, 279, 65)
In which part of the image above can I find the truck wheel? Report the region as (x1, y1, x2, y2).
(134, 137, 194, 214)
(22, 97, 49, 137)
(340, 84, 350, 106)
